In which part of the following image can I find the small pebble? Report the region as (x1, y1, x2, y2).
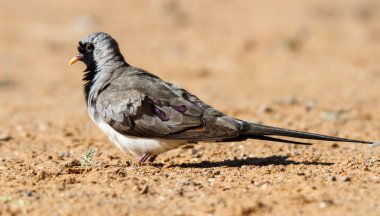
(36, 170, 46, 180)
(125, 160, 132, 166)
(58, 151, 70, 158)
(319, 201, 327, 209)
(23, 191, 34, 197)
(213, 170, 221, 176)
(341, 176, 351, 182)
(305, 100, 317, 112)
(256, 105, 274, 114)
(0, 131, 11, 141)
(140, 185, 149, 194)
(208, 178, 216, 183)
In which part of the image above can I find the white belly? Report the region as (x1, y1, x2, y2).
(90, 112, 183, 157)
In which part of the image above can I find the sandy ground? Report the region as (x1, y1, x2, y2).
(0, 0, 380, 215)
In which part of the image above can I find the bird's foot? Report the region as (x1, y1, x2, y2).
(139, 154, 150, 162)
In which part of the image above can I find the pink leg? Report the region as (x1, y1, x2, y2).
(139, 154, 150, 163)
(138, 154, 157, 163)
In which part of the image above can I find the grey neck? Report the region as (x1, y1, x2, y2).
(84, 54, 128, 105)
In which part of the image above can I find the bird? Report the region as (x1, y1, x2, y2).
(69, 32, 378, 163)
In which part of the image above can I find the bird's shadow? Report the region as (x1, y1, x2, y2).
(165, 155, 334, 169)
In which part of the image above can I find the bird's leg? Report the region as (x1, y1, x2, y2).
(139, 154, 150, 163)
(148, 155, 157, 163)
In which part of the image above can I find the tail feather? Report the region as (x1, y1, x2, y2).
(241, 122, 374, 144)
(243, 134, 312, 145)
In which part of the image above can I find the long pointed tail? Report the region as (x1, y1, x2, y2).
(240, 122, 376, 145)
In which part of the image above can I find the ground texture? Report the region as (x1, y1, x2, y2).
(0, 0, 379, 215)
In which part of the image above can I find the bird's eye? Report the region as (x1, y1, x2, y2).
(86, 43, 94, 52)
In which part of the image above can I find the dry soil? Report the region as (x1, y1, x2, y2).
(0, 0, 380, 215)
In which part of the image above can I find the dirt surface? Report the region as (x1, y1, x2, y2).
(0, 0, 380, 215)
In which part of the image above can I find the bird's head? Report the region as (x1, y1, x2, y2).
(69, 32, 126, 71)
(70, 32, 128, 101)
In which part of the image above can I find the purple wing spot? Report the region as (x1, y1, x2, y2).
(153, 106, 169, 121)
(172, 105, 187, 113)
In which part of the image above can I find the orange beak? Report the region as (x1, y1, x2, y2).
(69, 54, 84, 66)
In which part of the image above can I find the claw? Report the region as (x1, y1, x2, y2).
(139, 154, 157, 163)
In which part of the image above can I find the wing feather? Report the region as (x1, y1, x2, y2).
(95, 68, 241, 141)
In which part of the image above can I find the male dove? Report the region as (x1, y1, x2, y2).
(69, 32, 378, 162)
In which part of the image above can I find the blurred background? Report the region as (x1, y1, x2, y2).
(1, 0, 380, 126)
(0, 0, 379, 215)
